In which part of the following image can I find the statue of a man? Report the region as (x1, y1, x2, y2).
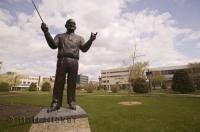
(41, 19, 97, 112)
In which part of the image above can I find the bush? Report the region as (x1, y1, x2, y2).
(111, 85, 119, 93)
(41, 82, 51, 91)
(76, 86, 86, 90)
(29, 83, 37, 91)
(0, 82, 10, 92)
(196, 80, 200, 90)
(84, 84, 95, 93)
(172, 70, 194, 93)
(132, 78, 148, 93)
(161, 83, 167, 89)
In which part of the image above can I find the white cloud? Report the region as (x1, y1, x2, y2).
(0, 0, 200, 80)
(0, 9, 13, 22)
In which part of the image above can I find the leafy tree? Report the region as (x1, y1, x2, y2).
(172, 70, 194, 93)
(41, 82, 51, 91)
(129, 62, 149, 80)
(0, 74, 20, 89)
(0, 82, 10, 92)
(133, 78, 148, 93)
(152, 71, 165, 89)
(84, 83, 95, 93)
(29, 83, 37, 91)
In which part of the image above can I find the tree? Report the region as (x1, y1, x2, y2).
(152, 71, 165, 89)
(129, 62, 148, 93)
(29, 83, 37, 91)
(111, 84, 119, 93)
(0, 74, 20, 90)
(129, 62, 148, 82)
(41, 82, 51, 91)
(188, 63, 200, 90)
(133, 78, 148, 93)
(0, 82, 10, 92)
(172, 70, 194, 93)
(84, 83, 95, 93)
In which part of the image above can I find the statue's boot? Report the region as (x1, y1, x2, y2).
(68, 101, 76, 110)
(47, 101, 60, 113)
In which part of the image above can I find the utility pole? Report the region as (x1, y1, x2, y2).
(128, 39, 145, 103)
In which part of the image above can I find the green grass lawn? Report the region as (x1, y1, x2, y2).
(0, 91, 200, 132)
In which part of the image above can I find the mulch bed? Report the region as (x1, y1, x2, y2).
(0, 104, 41, 120)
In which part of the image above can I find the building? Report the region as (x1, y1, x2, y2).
(1, 70, 89, 91)
(76, 74, 88, 86)
(149, 65, 189, 87)
(12, 75, 41, 91)
(101, 67, 130, 90)
(150, 65, 189, 80)
(11, 73, 89, 91)
(11, 75, 58, 91)
(100, 64, 192, 89)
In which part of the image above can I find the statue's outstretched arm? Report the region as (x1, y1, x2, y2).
(80, 32, 97, 52)
(41, 23, 58, 49)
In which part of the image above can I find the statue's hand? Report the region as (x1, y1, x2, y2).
(41, 23, 48, 33)
(90, 32, 98, 41)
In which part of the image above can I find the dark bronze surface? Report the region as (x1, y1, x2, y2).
(41, 19, 97, 112)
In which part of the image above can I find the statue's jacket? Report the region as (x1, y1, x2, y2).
(44, 32, 92, 59)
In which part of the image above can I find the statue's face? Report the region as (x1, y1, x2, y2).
(65, 19, 76, 32)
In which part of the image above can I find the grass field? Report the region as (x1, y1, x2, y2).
(0, 90, 200, 132)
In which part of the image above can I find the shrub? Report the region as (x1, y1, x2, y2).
(172, 70, 194, 93)
(76, 85, 86, 90)
(0, 82, 10, 92)
(161, 83, 167, 89)
(132, 78, 148, 93)
(196, 80, 200, 90)
(111, 85, 119, 93)
(29, 83, 37, 91)
(41, 82, 51, 91)
(84, 84, 95, 93)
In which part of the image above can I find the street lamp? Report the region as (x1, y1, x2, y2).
(98, 76, 102, 90)
(146, 69, 153, 92)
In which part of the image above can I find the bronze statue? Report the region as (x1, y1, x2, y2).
(41, 19, 97, 112)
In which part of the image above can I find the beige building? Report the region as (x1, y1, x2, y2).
(11, 73, 89, 91)
(11, 75, 55, 91)
(100, 64, 191, 89)
(12, 75, 42, 91)
(101, 67, 130, 90)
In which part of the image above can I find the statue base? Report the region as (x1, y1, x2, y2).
(29, 105, 91, 132)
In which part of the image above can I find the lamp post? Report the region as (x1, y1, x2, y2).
(146, 69, 153, 92)
(98, 76, 102, 90)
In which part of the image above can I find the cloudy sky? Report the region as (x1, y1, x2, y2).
(0, 0, 200, 81)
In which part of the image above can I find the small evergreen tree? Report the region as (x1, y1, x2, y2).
(172, 70, 194, 93)
(28, 83, 37, 91)
(0, 82, 10, 92)
(41, 82, 51, 91)
(133, 78, 148, 93)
